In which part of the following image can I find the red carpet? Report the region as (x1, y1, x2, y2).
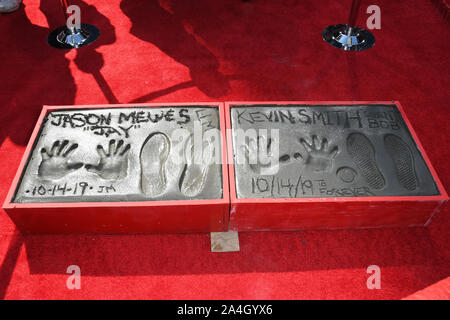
(0, 0, 449, 299)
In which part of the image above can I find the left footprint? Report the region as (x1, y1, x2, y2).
(140, 132, 170, 197)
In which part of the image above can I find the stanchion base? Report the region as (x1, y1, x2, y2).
(322, 24, 375, 51)
(47, 23, 100, 49)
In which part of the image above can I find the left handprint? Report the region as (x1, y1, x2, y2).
(38, 140, 83, 179)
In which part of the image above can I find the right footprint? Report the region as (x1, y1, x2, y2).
(140, 132, 170, 197)
(179, 134, 214, 197)
(347, 133, 386, 190)
(384, 134, 418, 191)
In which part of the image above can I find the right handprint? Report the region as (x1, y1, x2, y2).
(85, 139, 131, 180)
(294, 135, 339, 172)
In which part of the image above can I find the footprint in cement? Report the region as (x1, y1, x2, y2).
(347, 133, 386, 190)
(384, 134, 418, 191)
(179, 134, 214, 197)
(140, 132, 170, 197)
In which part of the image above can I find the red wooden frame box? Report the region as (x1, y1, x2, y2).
(225, 101, 448, 231)
(3, 103, 230, 234)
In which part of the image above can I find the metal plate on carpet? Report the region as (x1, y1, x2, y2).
(210, 231, 240, 252)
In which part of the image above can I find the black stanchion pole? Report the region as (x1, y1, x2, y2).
(348, 0, 362, 27)
(59, 0, 70, 20)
